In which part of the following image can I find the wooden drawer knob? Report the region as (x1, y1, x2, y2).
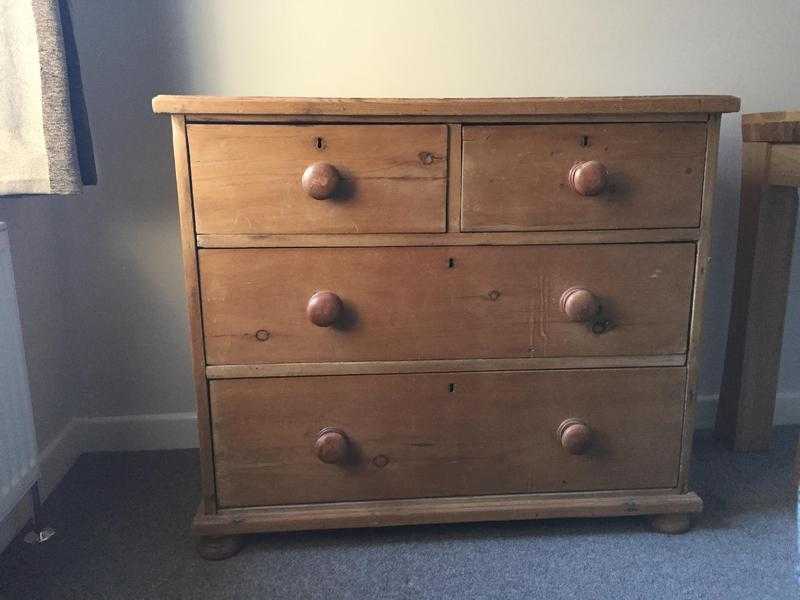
(306, 291, 343, 327)
(315, 428, 349, 464)
(558, 419, 592, 455)
(301, 162, 340, 199)
(568, 160, 608, 196)
(560, 287, 599, 322)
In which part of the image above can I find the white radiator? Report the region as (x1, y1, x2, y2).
(0, 222, 39, 521)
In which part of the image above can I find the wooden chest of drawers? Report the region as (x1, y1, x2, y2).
(153, 95, 739, 559)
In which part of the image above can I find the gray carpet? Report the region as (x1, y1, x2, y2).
(1, 427, 798, 600)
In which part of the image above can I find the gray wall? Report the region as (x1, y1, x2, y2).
(0, 197, 80, 448)
(6, 1, 800, 441)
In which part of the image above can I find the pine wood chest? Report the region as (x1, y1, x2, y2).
(153, 95, 739, 559)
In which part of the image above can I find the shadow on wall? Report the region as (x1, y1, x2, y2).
(62, 2, 203, 419)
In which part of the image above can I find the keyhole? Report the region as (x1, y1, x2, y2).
(580, 135, 589, 147)
(448, 258, 455, 268)
(314, 136, 326, 150)
(592, 319, 611, 335)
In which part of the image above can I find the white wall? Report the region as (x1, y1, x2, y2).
(16, 1, 799, 433)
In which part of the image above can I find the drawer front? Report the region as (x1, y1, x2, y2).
(211, 368, 686, 507)
(199, 243, 694, 365)
(461, 123, 707, 232)
(187, 124, 447, 234)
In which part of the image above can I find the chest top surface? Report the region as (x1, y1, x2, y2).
(153, 95, 740, 116)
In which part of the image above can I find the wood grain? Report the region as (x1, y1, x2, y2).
(716, 142, 771, 451)
(152, 95, 740, 116)
(184, 113, 713, 125)
(446, 124, 462, 231)
(677, 116, 720, 489)
(717, 109, 800, 452)
(461, 123, 707, 231)
(210, 368, 686, 508)
(206, 354, 686, 379)
(768, 144, 800, 187)
(717, 180, 798, 451)
(170, 115, 218, 514)
(187, 124, 447, 234)
(153, 95, 732, 537)
(742, 111, 800, 143)
(198, 244, 694, 365)
(196, 228, 701, 248)
(193, 491, 702, 535)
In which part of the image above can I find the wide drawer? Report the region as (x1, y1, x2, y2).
(211, 368, 686, 507)
(199, 243, 694, 365)
(461, 122, 707, 231)
(187, 124, 447, 234)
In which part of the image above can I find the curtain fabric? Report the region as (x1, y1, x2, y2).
(0, 0, 95, 196)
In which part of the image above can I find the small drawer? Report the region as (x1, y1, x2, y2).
(210, 368, 685, 507)
(199, 243, 694, 365)
(187, 124, 447, 234)
(461, 122, 707, 232)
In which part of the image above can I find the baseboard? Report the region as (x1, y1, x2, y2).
(82, 412, 198, 452)
(0, 417, 85, 554)
(695, 392, 800, 429)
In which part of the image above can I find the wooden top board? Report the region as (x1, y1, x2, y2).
(742, 111, 800, 143)
(153, 95, 740, 116)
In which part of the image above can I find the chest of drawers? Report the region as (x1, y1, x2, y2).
(153, 95, 739, 559)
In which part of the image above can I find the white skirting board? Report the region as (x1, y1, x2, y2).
(1, 395, 798, 554)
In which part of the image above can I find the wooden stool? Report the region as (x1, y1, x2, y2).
(716, 111, 800, 451)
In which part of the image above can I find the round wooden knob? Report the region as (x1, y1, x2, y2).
(306, 291, 343, 327)
(560, 287, 599, 322)
(558, 419, 592, 455)
(301, 162, 339, 199)
(315, 428, 349, 464)
(568, 160, 608, 196)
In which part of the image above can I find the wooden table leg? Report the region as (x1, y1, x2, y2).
(716, 143, 799, 451)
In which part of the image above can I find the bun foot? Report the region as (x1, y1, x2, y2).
(196, 534, 245, 560)
(648, 513, 692, 534)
